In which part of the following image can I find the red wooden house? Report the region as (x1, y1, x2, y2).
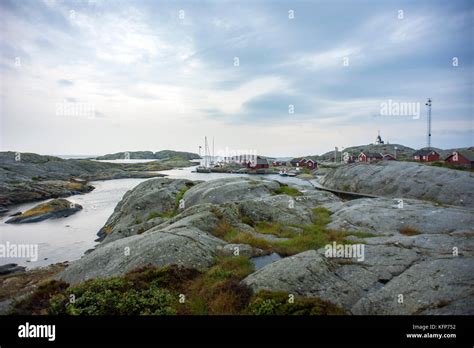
(358, 152, 383, 163)
(444, 151, 474, 168)
(290, 158, 306, 167)
(272, 160, 288, 166)
(305, 159, 317, 169)
(246, 156, 269, 169)
(383, 154, 396, 161)
(290, 158, 317, 169)
(413, 149, 440, 162)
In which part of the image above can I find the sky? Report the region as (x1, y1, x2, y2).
(0, 0, 473, 157)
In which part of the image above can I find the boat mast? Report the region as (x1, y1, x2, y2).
(204, 136, 208, 168)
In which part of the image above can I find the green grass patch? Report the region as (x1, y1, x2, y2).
(247, 290, 346, 315)
(272, 184, 303, 197)
(175, 187, 189, 208)
(146, 210, 176, 220)
(254, 221, 297, 238)
(144, 185, 191, 221)
(211, 207, 367, 257)
(240, 216, 256, 227)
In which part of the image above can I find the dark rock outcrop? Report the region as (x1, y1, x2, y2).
(0, 263, 26, 276)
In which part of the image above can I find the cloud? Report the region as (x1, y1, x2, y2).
(0, 0, 472, 155)
(58, 79, 73, 86)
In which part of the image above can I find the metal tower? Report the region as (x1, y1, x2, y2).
(426, 98, 432, 148)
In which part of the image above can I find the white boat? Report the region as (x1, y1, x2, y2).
(196, 136, 212, 173)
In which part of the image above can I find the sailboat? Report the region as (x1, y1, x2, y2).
(196, 136, 212, 173)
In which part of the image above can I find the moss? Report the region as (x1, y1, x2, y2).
(254, 221, 296, 238)
(227, 231, 273, 250)
(145, 209, 177, 221)
(20, 199, 72, 218)
(240, 216, 256, 227)
(272, 184, 303, 197)
(247, 290, 346, 315)
(66, 182, 85, 190)
(311, 207, 332, 226)
(211, 206, 364, 256)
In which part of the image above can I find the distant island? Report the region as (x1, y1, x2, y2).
(95, 150, 201, 161)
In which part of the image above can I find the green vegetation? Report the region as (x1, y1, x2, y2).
(175, 187, 188, 208)
(146, 210, 176, 220)
(272, 184, 303, 197)
(50, 278, 177, 315)
(212, 221, 273, 250)
(248, 290, 346, 315)
(254, 221, 296, 238)
(213, 207, 375, 257)
(11, 258, 344, 316)
(184, 256, 254, 314)
(240, 216, 256, 227)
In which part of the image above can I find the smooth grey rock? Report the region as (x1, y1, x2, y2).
(58, 226, 226, 284)
(351, 257, 474, 315)
(183, 177, 280, 208)
(320, 161, 474, 207)
(326, 198, 474, 235)
(97, 178, 194, 243)
(242, 250, 362, 308)
(217, 244, 255, 258)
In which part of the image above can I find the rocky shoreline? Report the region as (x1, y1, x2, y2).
(0, 151, 199, 209)
(2, 161, 473, 315)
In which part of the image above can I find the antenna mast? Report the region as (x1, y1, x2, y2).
(426, 98, 432, 148)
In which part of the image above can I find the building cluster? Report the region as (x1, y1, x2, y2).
(358, 149, 474, 168)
